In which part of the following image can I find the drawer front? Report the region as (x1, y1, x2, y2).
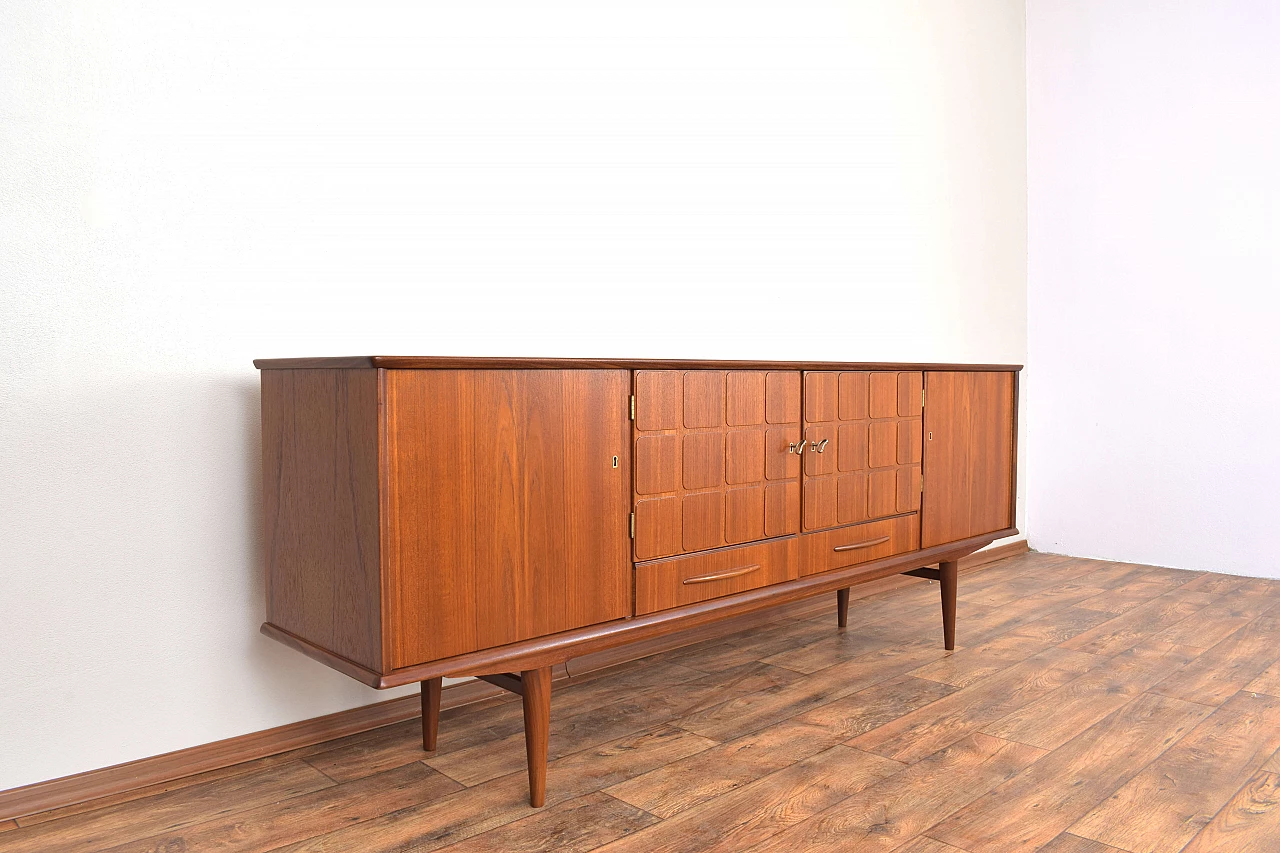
(635, 538, 798, 615)
(800, 513, 919, 577)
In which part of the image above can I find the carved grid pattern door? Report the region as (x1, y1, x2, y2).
(801, 371, 923, 532)
(632, 370, 801, 561)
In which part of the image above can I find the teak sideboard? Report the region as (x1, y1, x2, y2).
(255, 356, 1020, 806)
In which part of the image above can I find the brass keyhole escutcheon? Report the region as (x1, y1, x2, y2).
(612, 455, 619, 468)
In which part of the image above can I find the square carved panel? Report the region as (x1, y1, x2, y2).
(633, 370, 801, 559)
(802, 370, 923, 532)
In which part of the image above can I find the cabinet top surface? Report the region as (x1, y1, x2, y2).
(254, 356, 1024, 371)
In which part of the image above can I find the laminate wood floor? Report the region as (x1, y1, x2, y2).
(6, 552, 1280, 853)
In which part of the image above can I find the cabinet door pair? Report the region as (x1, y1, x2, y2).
(632, 369, 1015, 561)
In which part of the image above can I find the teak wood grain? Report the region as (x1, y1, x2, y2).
(383, 369, 631, 667)
(261, 368, 383, 671)
(921, 371, 1015, 548)
(15, 553, 1280, 853)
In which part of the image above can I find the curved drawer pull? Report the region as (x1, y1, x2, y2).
(833, 535, 890, 552)
(682, 564, 761, 585)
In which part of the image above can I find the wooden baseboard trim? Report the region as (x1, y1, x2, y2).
(0, 538, 1029, 823)
(964, 538, 1029, 569)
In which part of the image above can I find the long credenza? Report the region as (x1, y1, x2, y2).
(255, 357, 1020, 806)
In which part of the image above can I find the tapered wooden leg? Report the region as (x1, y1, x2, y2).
(836, 587, 850, 628)
(521, 666, 552, 807)
(939, 559, 958, 651)
(420, 677, 442, 752)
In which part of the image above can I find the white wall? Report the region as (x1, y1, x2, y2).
(0, 0, 1026, 791)
(1027, 1, 1280, 577)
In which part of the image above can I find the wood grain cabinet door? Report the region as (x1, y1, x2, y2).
(921, 371, 1016, 548)
(382, 369, 632, 668)
(801, 370, 923, 532)
(632, 370, 801, 560)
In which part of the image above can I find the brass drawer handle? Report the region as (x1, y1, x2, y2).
(833, 535, 890, 552)
(682, 564, 761, 585)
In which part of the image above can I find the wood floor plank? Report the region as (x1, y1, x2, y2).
(1150, 616, 1280, 706)
(676, 639, 952, 743)
(981, 641, 1202, 750)
(96, 762, 461, 853)
(302, 720, 504, 784)
(958, 560, 1085, 607)
(971, 552, 1087, 584)
(431, 791, 657, 853)
(908, 631, 1064, 689)
(0, 761, 334, 853)
(1150, 594, 1280, 649)
(759, 603, 941, 674)
(1135, 565, 1204, 587)
(1249, 653, 1280, 696)
(1236, 577, 1280, 596)
(1075, 580, 1187, 614)
(545, 660, 710, 716)
(1180, 771, 1280, 853)
(607, 673, 958, 821)
(849, 648, 1101, 763)
(269, 726, 714, 853)
(947, 560, 1045, 598)
(588, 745, 903, 853)
(791, 675, 960, 741)
(983, 605, 1117, 647)
(425, 662, 798, 786)
(1247, 658, 1280, 698)
(927, 693, 1212, 853)
(1035, 833, 1129, 853)
(1179, 572, 1252, 595)
(1069, 691, 1280, 853)
(1060, 589, 1220, 656)
(736, 733, 1045, 853)
(1059, 560, 1167, 591)
(898, 838, 975, 853)
(601, 719, 844, 819)
(0, 820, 17, 832)
(954, 582, 1113, 648)
(657, 617, 849, 673)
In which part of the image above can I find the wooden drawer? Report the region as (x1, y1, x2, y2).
(635, 538, 798, 615)
(800, 513, 919, 577)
